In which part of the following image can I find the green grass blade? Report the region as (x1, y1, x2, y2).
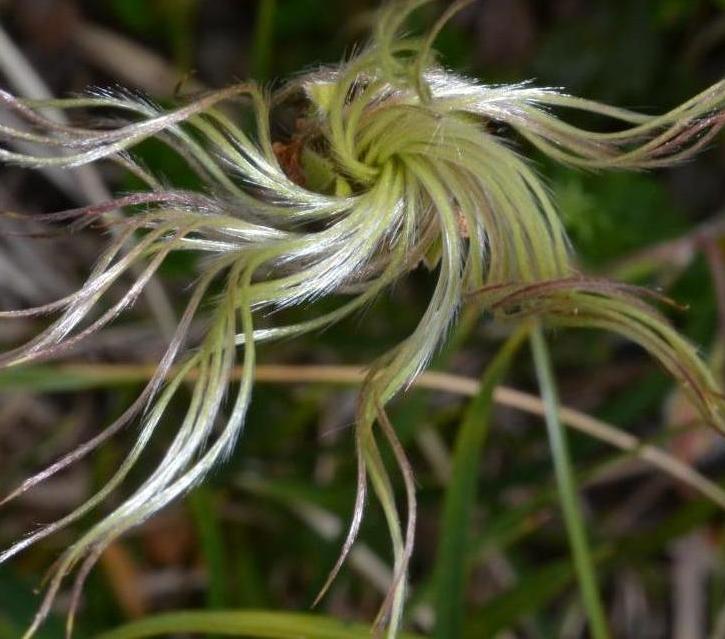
(464, 496, 720, 636)
(530, 322, 610, 639)
(433, 324, 528, 638)
(188, 486, 229, 609)
(96, 610, 426, 639)
(251, 0, 276, 80)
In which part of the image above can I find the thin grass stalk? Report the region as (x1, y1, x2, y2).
(530, 321, 610, 639)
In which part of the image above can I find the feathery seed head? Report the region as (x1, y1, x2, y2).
(1, 1, 724, 636)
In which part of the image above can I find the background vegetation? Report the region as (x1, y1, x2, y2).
(1, 1, 725, 637)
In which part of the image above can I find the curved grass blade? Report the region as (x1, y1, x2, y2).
(96, 610, 426, 639)
(433, 323, 528, 638)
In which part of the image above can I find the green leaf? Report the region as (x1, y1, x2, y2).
(96, 610, 426, 639)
